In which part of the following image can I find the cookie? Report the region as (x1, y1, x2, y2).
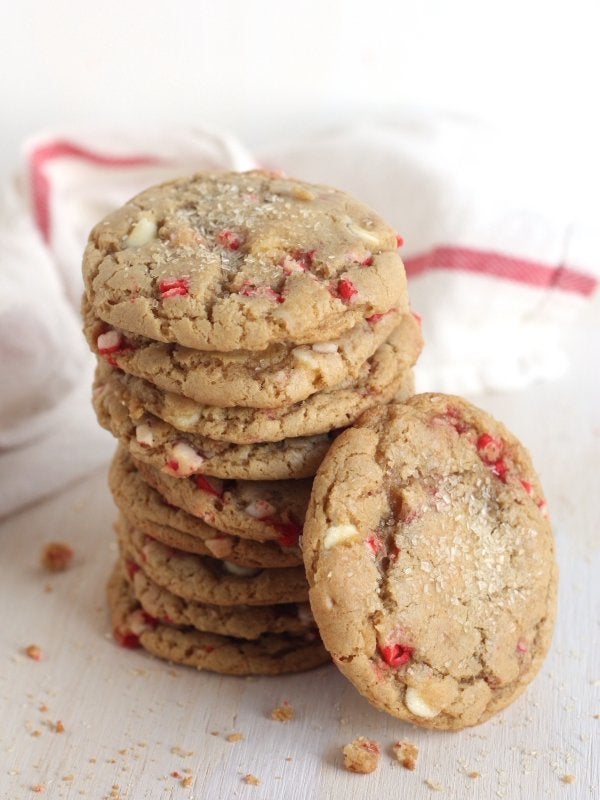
(95, 379, 333, 480)
(117, 519, 308, 606)
(108, 564, 329, 675)
(83, 170, 408, 352)
(303, 393, 557, 730)
(132, 448, 310, 544)
(84, 296, 400, 408)
(95, 312, 422, 443)
(125, 559, 315, 640)
(109, 449, 302, 568)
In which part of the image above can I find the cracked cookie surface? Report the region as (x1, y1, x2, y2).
(83, 170, 407, 351)
(93, 312, 421, 443)
(303, 393, 557, 730)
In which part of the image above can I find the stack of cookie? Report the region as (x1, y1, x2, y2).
(82, 170, 422, 675)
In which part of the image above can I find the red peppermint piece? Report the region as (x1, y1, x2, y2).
(204, 645, 215, 654)
(239, 282, 284, 303)
(521, 479, 534, 495)
(411, 310, 422, 325)
(379, 642, 414, 668)
(97, 330, 122, 355)
(125, 559, 140, 579)
(194, 474, 225, 498)
(142, 611, 159, 628)
(477, 433, 504, 463)
(267, 517, 302, 547)
(360, 255, 374, 266)
(366, 313, 385, 325)
(396, 234, 404, 247)
(366, 536, 381, 556)
(114, 628, 140, 649)
(165, 458, 179, 473)
(292, 249, 315, 268)
(217, 229, 241, 250)
(492, 458, 508, 482)
(516, 638, 528, 653)
(439, 406, 469, 434)
(337, 278, 358, 302)
(159, 277, 189, 299)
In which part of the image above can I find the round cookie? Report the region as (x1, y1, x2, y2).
(125, 561, 316, 640)
(108, 564, 329, 676)
(118, 519, 308, 606)
(83, 170, 408, 352)
(109, 449, 302, 568)
(95, 312, 422, 443)
(303, 393, 557, 731)
(95, 379, 333, 480)
(131, 449, 310, 544)
(84, 296, 400, 408)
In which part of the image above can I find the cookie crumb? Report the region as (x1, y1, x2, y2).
(41, 542, 74, 572)
(181, 776, 193, 788)
(342, 737, 381, 774)
(31, 730, 42, 737)
(62, 775, 75, 782)
(39, 704, 49, 713)
(468, 771, 480, 779)
(170, 745, 193, 757)
(425, 778, 444, 791)
(392, 740, 419, 770)
(226, 732, 244, 743)
(270, 702, 295, 722)
(54, 720, 65, 733)
(243, 774, 261, 786)
(561, 774, 576, 784)
(25, 644, 43, 661)
(171, 771, 182, 779)
(31, 786, 45, 794)
(210, 730, 220, 736)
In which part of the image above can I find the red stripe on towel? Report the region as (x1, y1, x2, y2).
(404, 245, 596, 297)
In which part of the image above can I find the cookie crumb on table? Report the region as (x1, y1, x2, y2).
(25, 644, 43, 661)
(181, 776, 193, 788)
(31, 786, 46, 794)
(270, 701, 295, 722)
(243, 773, 261, 785)
(226, 732, 244, 743)
(41, 541, 74, 572)
(54, 720, 65, 733)
(342, 737, 381, 774)
(560, 774, 576, 784)
(467, 771, 480, 779)
(425, 778, 444, 791)
(392, 740, 419, 770)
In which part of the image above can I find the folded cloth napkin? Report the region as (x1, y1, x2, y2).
(0, 117, 597, 518)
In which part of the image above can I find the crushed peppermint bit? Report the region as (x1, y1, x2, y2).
(337, 278, 358, 302)
(396, 235, 404, 247)
(97, 329, 122, 355)
(270, 702, 295, 722)
(239, 282, 284, 303)
(217, 229, 241, 250)
(379, 642, 414, 667)
(194, 474, 225, 498)
(159, 277, 190, 299)
(41, 542, 74, 572)
(560, 774, 576, 784)
(392, 740, 419, 770)
(25, 644, 43, 661)
(342, 736, 381, 774)
(226, 732, 244, 742)
(243, 773, 261, 786)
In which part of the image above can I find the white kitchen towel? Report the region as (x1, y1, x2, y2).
(0, 117, 597, 517)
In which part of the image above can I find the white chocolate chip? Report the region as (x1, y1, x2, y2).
(291, 347, 318, 367)
(126, 216, 157, 247)
(311, 342, 339, 354)
(404, 687, 440, 719)
(222, 561, 260, 577)
(128, 609, 153, 636)
(245, 499, 276, 519)
(323, 524, 360, 549)
(164, 442, 205, 476)
(347, 222, 382, 246)
(172, 411, 201, 430)
(135, 423, 154, 448)
(97, 330, 121, 351)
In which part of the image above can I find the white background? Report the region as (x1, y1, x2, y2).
(2, 0, 600, 188)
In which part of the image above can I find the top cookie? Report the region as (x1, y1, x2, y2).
(303, 394, 557, 730)
(82, 170, 407, 351)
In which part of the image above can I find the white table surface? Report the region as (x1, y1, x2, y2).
(1, 298, 599, 800)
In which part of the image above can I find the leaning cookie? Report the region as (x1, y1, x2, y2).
(108, 565, 329, 675)
(109, 449, 302, 568)
(95, 312, 422, 443)
(117, 519, 308, 606)
(84, 296, 400, 409)
(303, 394, 557, 730)
(124, 561, 316, 640)
(95, 379, 333, 480)
(132, 450, 310, 544)
(83, 170, 407, 352)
